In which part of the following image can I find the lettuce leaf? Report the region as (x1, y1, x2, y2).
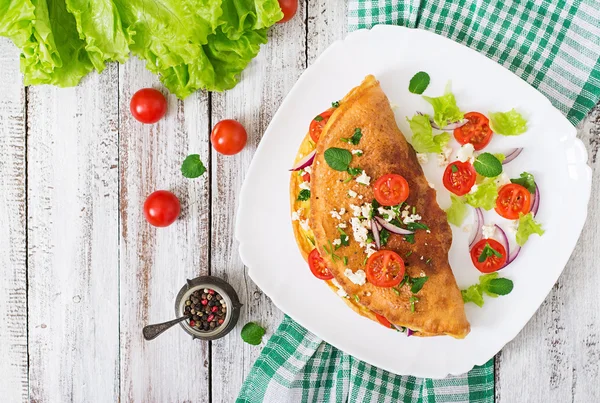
(0, 0, 283, 96)
(489, 109, 528, 135)
(407, 114, 451, 154)
(446, 195, 468, 227)
(422, 85, 464, 128)
(516, 213, 545, 246)
(462, 273, 514, 307)
(465, 177, 498, 210)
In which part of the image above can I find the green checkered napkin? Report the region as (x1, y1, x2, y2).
(238, 1, 600, 402)
(238, 316, 493, 402)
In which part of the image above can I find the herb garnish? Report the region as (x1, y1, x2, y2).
(332, 101, 340, 108)
(510, 172, 536, 193)
(408, 71, 431, 94)
(241, 322, 266, 345)
(341, 128, 363, 145)
(353, 294, 360, 302)
(474, 152, 503, 178)
(347, 166, 363, 176)
(297, 189, 311, 201)
(323, 241, 341, 262)
(409, 296, 419, 312)
(399, 274, 409, 288)
(451, 164, 458, 173)
(324, 148, 353, 171)
(478, 243, 502, 262)
(461, 273, 514, 307)
(406, 222, 429, 231)
(379, 228, 390, 246)
(405, 251, 413, 257)
(404, 234, 416, 244)
(410, 276, 429, 293)
(181, 154, 207, 178)
(392, 287, 401, 296)
(343, 256, 348, 265)
(306, 235, 315, 246)
(337, 228, 350, 246)
(314, 115, 324, 122)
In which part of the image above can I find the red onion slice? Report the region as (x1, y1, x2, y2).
(494, 224, 510, 268)
(468, 208, 484, 249)
(507, 245, 521, 265)
(406, 328, 414, 337)
(502, 148, 523, 165)
(416, 112, 468, 131)
(374, 216, 415, 235)
(531, 183, 540, 216)
(371, 220, 381, 249)
(290, 150, 316, 171)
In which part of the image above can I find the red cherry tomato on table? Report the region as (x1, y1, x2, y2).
(470, 238, 507, 273)
(375, 313, 393, 328)
(308, 249, 334, 280)
(495, 183, 531, 220)
(130, 88, 167, 124)
(443, 161, 477, 196)
(309, 108, 334, 143)
(277, 0, 298, 23)
(211, 119, 248, 155)
(366, 250, 406, 288)
(453, 112, 493, 151)
(373, 174, 410, 206)
(143, 190, 180, 227)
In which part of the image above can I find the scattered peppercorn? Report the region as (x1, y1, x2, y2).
(184, 288, 227, 332)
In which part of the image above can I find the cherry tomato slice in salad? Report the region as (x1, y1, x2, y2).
(470, 238, 507, 273)
(453, 112, 493, 151)
(366, 250, 406, 288)
(443, 161, 477, 196)
(309, 108, 334, 143)
(143, 190, 181, 227)
(308, 249, 334, 280)
(277, 0, 298, 23)
(373, 174, 410, 207)
(375, 313, 393, 328)
(130, 88, 167, 124)
(211, 119, 248, 155)
(495, 183, 531, 220)
(301, 172, 310, 182)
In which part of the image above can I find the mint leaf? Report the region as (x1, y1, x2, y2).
(337, 227, 350, 246)
(297, 189, 311, 201)
(478, 243, 502, 263)
(408, 71, 430, 94)
(324, 148, 352, 171)
(181, 154, 207, 178)
(410, 276, 429, 293)
(487, 278, 514, 295)
(341, 128, 363, 145)
(510, 172, 536, 193)
(241, 322, 266, 345)
(473, 153, 503, 178)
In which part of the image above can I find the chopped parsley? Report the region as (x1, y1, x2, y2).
(343, 256, 348, 265)
(337, 228, 350, 246)
(379, 228, 390, 246)
(405, 251, 413, 257)
(347, 166, 363, 176)
(392, 287, 401, 296)
(404, 234, 415, 244)
(341, 128, 363, 145)
(314, 115, 324, 122)
(406, 222, 429, 231)
(410, 276, 429, 293)
(353, 294, 360, 302)
(399, 274, 409, 288)
(297, 189, 311, 201)
(409, 296, 419, 312)
(331, 101, 340, 108)
(451, 164, 458, 173)
(306, 235, 315, 246)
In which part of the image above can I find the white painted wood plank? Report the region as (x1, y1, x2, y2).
(27, 66, 120, 401)
(307, 0, 348, 64)
(209, 4, 310, 400)
(496, 104, 600, 403)
(119, 58, 211, 402)
(0, 37, 28, 403)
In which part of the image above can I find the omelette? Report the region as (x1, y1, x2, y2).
(290, 75, 470, 338)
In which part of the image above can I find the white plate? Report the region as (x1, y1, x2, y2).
(235, 25, 592, 378)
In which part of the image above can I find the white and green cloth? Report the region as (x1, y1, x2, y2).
(238, 1, 600, 402)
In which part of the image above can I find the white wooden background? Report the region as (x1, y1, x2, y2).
(0, 2, 598, 402)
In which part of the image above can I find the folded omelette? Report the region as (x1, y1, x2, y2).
(290, 75, 470, 338)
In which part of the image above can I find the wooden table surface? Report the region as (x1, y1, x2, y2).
(0, 2, 598, 402)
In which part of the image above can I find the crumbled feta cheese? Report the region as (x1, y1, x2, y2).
(344, 269, 367, 285)
(358, 195, 364, 200)
(350, 217, 369, 246)
(349, 204, 362, 217)
(469, 184, 479, 194)
(331, 278, 348, 298)
(416, 153, 429, 164)
(351, 149, 363, 155)
(338, 222, 347, 229)
(299, 219, 310, 231)
(291, 211, 300, 221)
(365, 243, 377, 257)
(360, 204, 372, 218)
(427, 180, 435, 189)
(495, 172, 510, 187)
(401, 210, 410, 219)
(365, 291, 371, 297)
(403, 214, 422, 224)
(456, 143, 475, 163)
(420, 256, 424, 260)
(437, 146, 453, 166)
(330, 209, 342, 220)
(378, 207, 397, 222)
(332, 238, 342, 246)
(356, 170, 371, 186)
(462, 224, 473, 233)
(507, 220, 518, 235)
(390, 103, 400, 110)
(339, 208, 346, 215)
(299, 181, 311, 190)
(348, 190, 358, 198)
(304, 166, 312, 174)
(482, 224, 496, 239)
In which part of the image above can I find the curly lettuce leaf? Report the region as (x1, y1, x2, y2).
(462, 273, 514, 307)
(465, 177, 498, 210)
(516, 213, 545, 246)
(446, 195, 468, 227)
(489, 109, 528, 135)
(422, 85, 464, 128)
(407, 114, 451, 154)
